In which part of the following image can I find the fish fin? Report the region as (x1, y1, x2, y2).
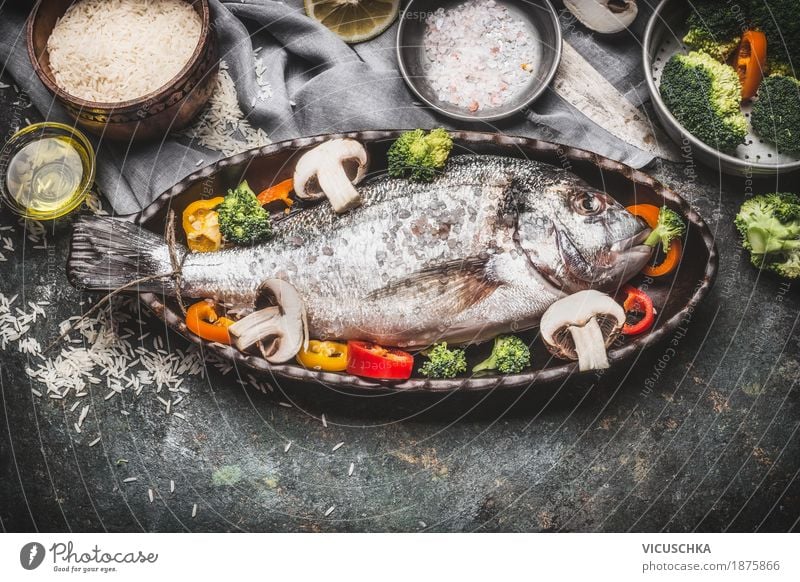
(365, 256, 499, 312)
(68, 216, 179, 294)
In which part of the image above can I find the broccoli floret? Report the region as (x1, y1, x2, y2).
(682, 1, 800, 73)
(735, 193, 800, 254)
(751, 75, 800, 154)
(767, 59, 794, 78)
(418, 342, 467, 379)
(735, 193, 800, 279)
(683, 29, 740, 63)
(387, 128, 454, 182)
(217, 180, 272, 245)
(643, 206, 687, 254)
(683, 3, 742, 62)
(472, 335, 531, 375)
(768, 251, 800, 279)
(747, 0, 800, 76)
(660, 51, 748, 152)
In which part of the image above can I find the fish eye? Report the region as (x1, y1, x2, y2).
(573, 192, 605, 216)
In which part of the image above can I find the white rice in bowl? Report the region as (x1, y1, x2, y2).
(46, 0, 203, 103)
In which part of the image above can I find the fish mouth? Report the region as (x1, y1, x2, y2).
(610, 228, 652, 253)
(590, 228, 654, 289)
(622, 244, 656, 265)
(522, 226, 655, 292)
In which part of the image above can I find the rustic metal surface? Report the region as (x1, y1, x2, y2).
(1, 78, 798, 533)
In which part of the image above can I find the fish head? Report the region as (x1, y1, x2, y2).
(517, 179, 652, 293)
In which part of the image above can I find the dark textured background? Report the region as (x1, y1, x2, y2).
(0, 74, 798, 533)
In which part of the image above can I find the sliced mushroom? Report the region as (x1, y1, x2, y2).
(540, 290, 625, 372)
(562, 0, 638, 35)
(293, 138, 368, 214)
(228, 279, 308, 364)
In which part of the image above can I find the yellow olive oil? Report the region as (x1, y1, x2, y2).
(4, 134, 92, 219)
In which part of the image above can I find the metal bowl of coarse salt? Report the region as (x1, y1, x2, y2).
(397, 0, 562, 122)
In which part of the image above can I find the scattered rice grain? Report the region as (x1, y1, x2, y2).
(77, 404, 89, 428)
(178, 60, 270, 157)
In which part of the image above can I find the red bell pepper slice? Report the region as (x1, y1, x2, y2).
(346, 341, 414, 380)
(621, 285, 655, 336)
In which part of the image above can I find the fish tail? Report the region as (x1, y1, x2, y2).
(68, 216, 180, 294)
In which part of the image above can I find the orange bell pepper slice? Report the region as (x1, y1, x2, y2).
(736, 30, 767, 100)
(257, 178, 294, 207)
(626, 204, 682, 277)
(185, 300, 235, 344)
(643, 239, 682, 277)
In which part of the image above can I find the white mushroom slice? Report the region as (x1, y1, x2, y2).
(562, 0, 638, 35)
(228, 279, 308, 364)
(540, 290, 626, 372)
(293, 138, 368, 214)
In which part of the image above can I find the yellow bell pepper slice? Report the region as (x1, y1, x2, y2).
(296, 340, 349, 372)
(183, 197, 224, 252)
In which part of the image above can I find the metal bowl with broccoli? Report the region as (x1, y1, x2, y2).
(643, 0, 800, 176)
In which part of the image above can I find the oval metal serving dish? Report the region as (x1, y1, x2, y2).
(97, 130, 717, 393)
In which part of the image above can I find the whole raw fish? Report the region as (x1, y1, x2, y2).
(69, 155, 651, 347)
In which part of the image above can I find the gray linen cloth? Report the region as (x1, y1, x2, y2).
(0, 0, 655, 215)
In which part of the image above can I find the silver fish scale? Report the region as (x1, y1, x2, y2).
(180, 156, 583, 346)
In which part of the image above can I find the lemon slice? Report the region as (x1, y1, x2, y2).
(305, 0, 400, 44)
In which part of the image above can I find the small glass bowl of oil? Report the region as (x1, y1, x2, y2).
(0, 122, 95, 220)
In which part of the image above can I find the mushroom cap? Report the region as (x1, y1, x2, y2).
(228, 279, 308, 364)
(563, 0, 638, 35)
(293, 138, 368, 201)
(540, 290, 625, 361)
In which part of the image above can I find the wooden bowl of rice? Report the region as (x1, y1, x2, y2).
(27, 0, 218, 142)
